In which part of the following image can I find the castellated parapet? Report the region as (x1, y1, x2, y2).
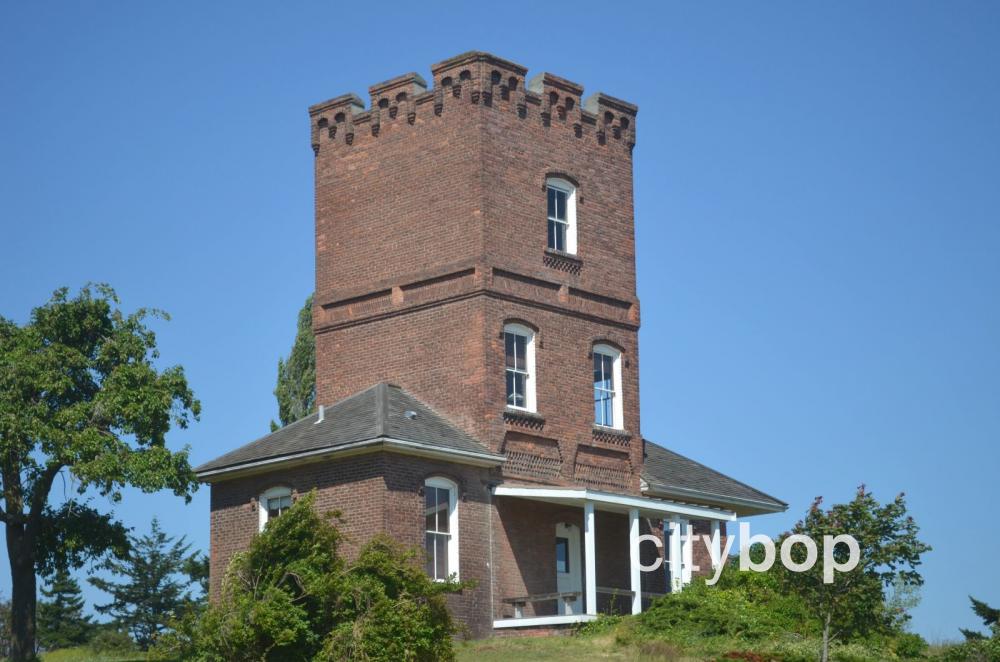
(308, 51, 637, 154)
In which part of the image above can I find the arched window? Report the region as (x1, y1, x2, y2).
(504, 323, 537, 412)
(258, 486, 292, 531)
(546, 177, 577, 254)
(424, 477, 459, 581)
(593, 344, 623, 429)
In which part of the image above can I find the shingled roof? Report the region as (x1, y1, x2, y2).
(194, 383, 503, 479)
(642, 440, 786, 516)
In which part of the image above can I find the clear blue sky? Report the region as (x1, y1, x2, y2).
(2, 0, 997, 642)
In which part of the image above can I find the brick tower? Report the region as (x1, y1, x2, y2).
(198, 50, 785, 640)
(309, 51, 642, 493)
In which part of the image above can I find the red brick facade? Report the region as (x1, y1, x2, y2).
(310, 51, 642, 490)
(205, 52, 731, 638)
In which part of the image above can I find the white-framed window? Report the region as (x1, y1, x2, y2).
(546, 178, 577, 254)
(593, 344, 623, 429)
(258, 486, 292, 532)
(504, 323, 537, 412)
(424, 477, 459, 581)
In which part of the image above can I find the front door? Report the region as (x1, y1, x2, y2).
(555, 522, 582, 615)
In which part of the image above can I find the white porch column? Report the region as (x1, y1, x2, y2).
(711, 520, 722, 571)
(681, 519, 693, 584)
(584, 500, 597, 615)
(667, 516, 683, 593)
(628, 508, 641, 615)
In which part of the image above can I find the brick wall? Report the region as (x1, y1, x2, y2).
(311, 51, 641, 493)
(208, 452, 497, 637)
(207, 454, 386, 598)
(208, 51, 649, 638)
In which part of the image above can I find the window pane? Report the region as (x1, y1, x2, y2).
(595, 391, 613, 426)
(514, 335, 525, 368)
(549, 220, 565, 251)
(436, 488, 450, 533)
(556, 537, 569, 573)
(547, 187, 556, 218)
(509, 373, 525, 408)
(594, 354, 613, 389)
(556, 190, 566, 220)
(505, 333, 516, 369)
(425, 487, 437, 532)
(439, 534, 450, 579)
(425, 532, 436, 576)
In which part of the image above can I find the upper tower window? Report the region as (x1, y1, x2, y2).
(546, 178, 577, 254)
(593, 344, 623, 429)
(504, 323, 536, 412)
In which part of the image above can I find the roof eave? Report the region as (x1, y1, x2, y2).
(196, 436, 505, 483)
(641, 481, 788, 516)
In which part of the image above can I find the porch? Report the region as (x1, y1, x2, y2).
(491, 486, 735, 629)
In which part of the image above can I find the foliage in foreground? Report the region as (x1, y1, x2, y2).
(938, 596, 1000, 661)
(89, 518, 204, 650)
(779, 486, 930, 660)
(154, 491, 462, 661)
(37, 568, 93, 650)
(602, 544, 931, 661)
(271, 293, 315, 431)
(0, 284, 199, 660)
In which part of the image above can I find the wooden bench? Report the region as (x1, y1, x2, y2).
(502, 591, 581, 618)
(596, 585, 668, 600)
(501, 588, 668, 618)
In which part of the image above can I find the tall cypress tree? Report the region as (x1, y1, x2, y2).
(271, 294, 316, 430)
(37, 568, 92, 650)
(88, 519, 197, 650)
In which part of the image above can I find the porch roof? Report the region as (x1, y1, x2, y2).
(493, 485, 736, 521)
(641, 440, 787, 516)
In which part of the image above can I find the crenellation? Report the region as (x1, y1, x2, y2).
(308, 51, 636, 152)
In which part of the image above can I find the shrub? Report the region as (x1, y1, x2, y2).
(939, 637, 1000, 662)
(87, 627, 136, 654)
(154, 491, 463, 661)
(319, 535, 462, 661)
(893, 632, 928, 659)
(627, 571, 815, 645)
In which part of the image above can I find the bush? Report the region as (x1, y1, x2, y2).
(154, 491, 463, 661)
(625, 570, 816, 645)
(939, 637, 1000, 662)
(893, 632, 928, 659)
(87, 627, 135, 655)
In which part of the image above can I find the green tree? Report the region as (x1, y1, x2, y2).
(778, 486, 930, 662)
(157, 491, 462, 661)
(89, 518, 200, 650)
(37, 568, 93, 650)
(961, 596, 1000, 641)
(0, 284, 199, 661)
(271, 294, 315, 430)
(0, 593, 12, 659)
(182, 552, 210, 604)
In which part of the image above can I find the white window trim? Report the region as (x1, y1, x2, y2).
(258, 486, 292, 532)
(546, 178, 577, 255)
(504, 323, 537, 413)
(593, 344, 623, 430)
(425, 477, 460, 581)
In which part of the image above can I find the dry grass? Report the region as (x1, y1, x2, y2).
(456, 634, 699, 662)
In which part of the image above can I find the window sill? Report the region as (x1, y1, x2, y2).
(592, 426, 632, 447)
(503, 408, 546, 430)
(543, 248, 582, 274)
